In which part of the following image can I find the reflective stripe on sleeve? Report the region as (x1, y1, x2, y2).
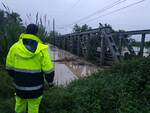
(6, 66, 41, 73)
(6, 66, 14, 70)
(14, 84, 43, 91)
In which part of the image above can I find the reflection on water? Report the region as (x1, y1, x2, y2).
(133, 47, 150, 57)
(122, 47, 150, 57)
(49, 45, 98, 85)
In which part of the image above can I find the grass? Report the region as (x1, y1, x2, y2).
(0, 69, 15, 113)
(0, 58, 150, 113)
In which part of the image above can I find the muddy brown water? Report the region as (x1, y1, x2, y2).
(48, 45, 98, 86)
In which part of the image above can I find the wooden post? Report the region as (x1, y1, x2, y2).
(118, 33, 123, 54)
(67, 36, 70, 51)
(84, 35, 88, 59)
(139, 33, 146, 56)
(87, 33, 90, 59)
(64, 37, 67, 50)
(71, 35, 73, 53)
(100, 34, 105, 66)
(77, 35, 80, 56)
(71, 35, 74, 53)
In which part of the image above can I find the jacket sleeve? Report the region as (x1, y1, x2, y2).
(45, 71, 55, 83)
(6, 46, 15, 78)
(41, 47, 54, 83)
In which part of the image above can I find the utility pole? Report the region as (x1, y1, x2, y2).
(52, 18, 57, 84)
(53, 18, 55, 46)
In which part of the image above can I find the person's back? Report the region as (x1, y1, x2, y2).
(6, 24, 54, 113)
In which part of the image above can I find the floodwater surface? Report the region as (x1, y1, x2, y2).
(48, 45, 98, 85)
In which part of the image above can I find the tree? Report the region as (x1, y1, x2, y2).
(73, 24, 81, 33)
(0, 9, 25, 65)
(81, 24, 92, 32)
(73, 24, 92, 33)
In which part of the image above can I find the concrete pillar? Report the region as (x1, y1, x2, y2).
(139, 33, 146, 56)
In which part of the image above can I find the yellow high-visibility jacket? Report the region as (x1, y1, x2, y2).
(6, 33, 54, 99)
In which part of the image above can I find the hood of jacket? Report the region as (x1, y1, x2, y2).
(15, 33, 48, 58)
(19, 33, 43, 43)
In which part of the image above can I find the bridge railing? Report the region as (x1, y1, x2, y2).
(50, 27, 150, 66)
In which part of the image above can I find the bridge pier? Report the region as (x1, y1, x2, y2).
(139, 33, 146, 56)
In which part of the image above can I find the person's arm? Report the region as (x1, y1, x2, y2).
(45, 71, 55, 87)
(41, 46, 55, 86)
(6, 46, 15, 78)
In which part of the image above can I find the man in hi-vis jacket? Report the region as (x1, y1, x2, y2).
(6, 24, 54, 113)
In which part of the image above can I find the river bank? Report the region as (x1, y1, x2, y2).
(0, 58, 149, 113)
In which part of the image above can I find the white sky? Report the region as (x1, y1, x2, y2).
(0, 0, 150, 34)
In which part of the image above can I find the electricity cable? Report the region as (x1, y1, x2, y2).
(83, 0, 146, 24)
(58, 0, 146, 30)
(58, 0, 128, 29)
(70, 0, 81, 9)
(71, 0, 127, 24)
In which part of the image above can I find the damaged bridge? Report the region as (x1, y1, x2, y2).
(50, 27, 150, 66)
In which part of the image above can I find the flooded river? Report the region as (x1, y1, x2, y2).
(48, 45, 98, 85)
(122, 47, 150, 57)
(48, 45, 150, 85)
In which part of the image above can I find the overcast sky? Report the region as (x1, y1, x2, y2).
(0, 0, 150, 34)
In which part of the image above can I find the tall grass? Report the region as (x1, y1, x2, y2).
(25, 12, 61, 44)
(0, 5, 58, 66)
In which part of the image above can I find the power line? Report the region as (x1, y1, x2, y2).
(70, 0, 81, 9)
(58, 0, 128, 29)
(60, 0, 81, 17)
(83, 0, 146, 24)
(58, 0, 146, 30)
(71, 0, 127, 24)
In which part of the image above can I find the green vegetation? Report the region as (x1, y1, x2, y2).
(0, 8, 58, 65)
(73, 24, 92, 33)
(0, 69, 15, 112)
(0, 6, 149, 113)
(131, 41, 150, 48)
(0, 58, 149, 113)
(72, 23, 113, 33)
(0, 9, 25, 65)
